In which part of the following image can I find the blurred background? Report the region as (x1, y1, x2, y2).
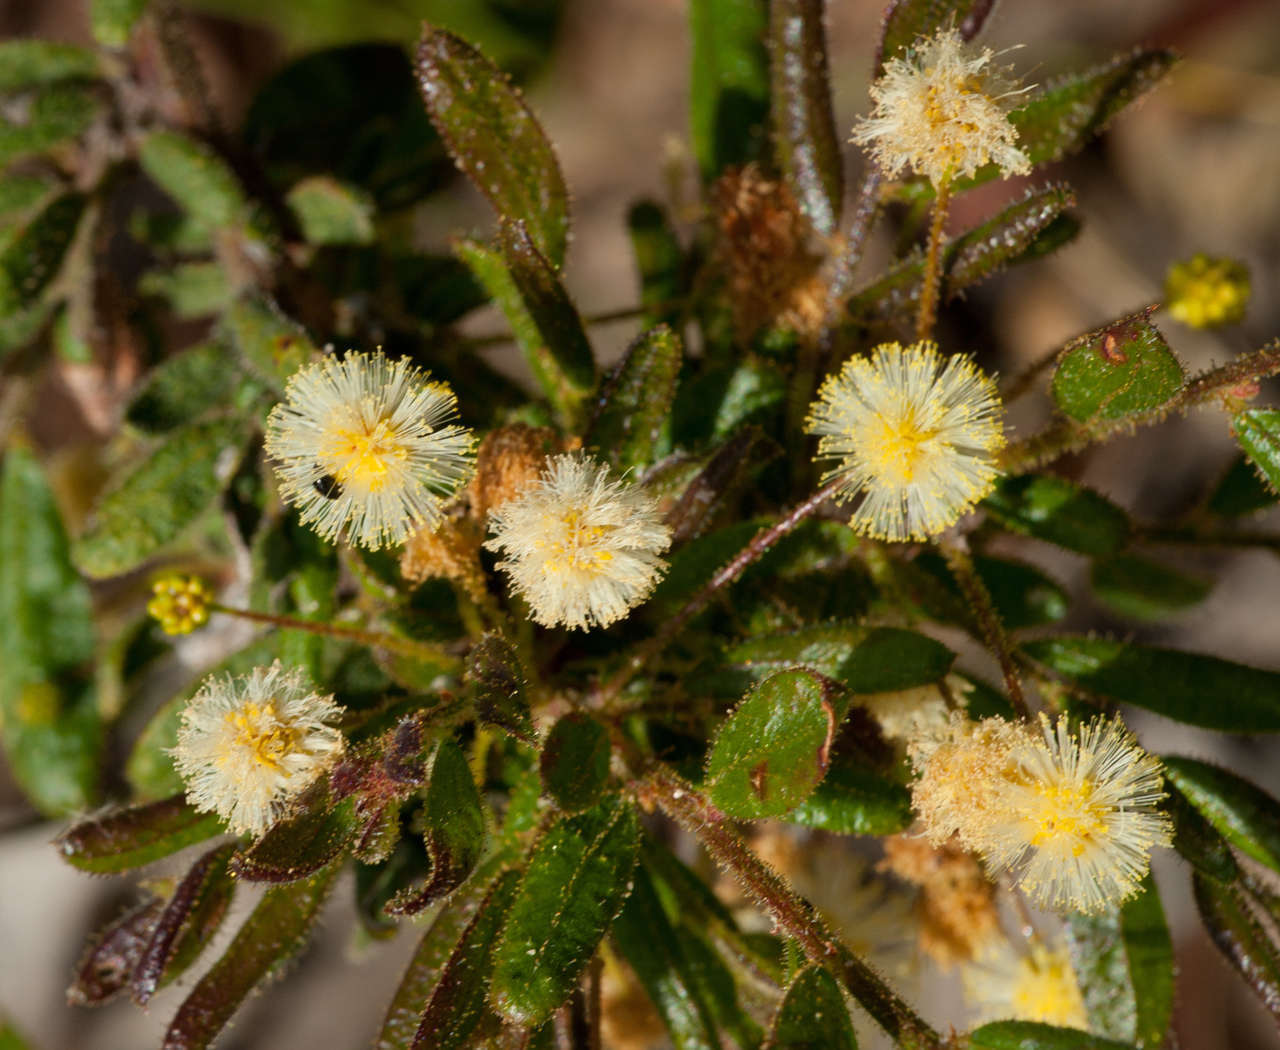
(1, 0, 1279, 1047)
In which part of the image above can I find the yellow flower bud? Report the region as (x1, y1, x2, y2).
(1165, 253, 1250, 329)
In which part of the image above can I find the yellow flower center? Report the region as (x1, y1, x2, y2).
(223, 701, 299, 772)
(860, 407, 939, 485)
(320, 419, 408, 492)
(1011, 951, 1087, 1027)
(1027, 779, 1109, 855)
(539, 509, 614, 575)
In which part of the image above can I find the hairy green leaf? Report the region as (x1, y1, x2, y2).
(91, 0, 149, 48)
(491, 796, 641, 1026)
(1090, 553, 1210, 620)
(161, 861, 341, 1050)
(541, 712, 611, 814)
(56, 796, 224, 874)
(1208, 454, 1278, 517)
(0, 192, 85, 316)
(984, 474, 1131, 556)
(286, 174, 375, 245)
(587, 324, 682, 470)
(969, 1021, 1137, 1050)
(768, 0, 841, 235)
(628, 200, 685, 328)
(1234, 408, 1280, 495)
(1193, 873, 1280, 1030)
(765, 964, 857, 1049)
(222, 293, 317, 391)
(877, 0, 996, 70)
(139, 262, 235, 320)
(466, 633, 533, 742)
(417, 25, 568, 266)
(0, 84, 99, 167)
(1164, 756, 1280, 876)
(707, 669, 847, 819)
(659, 430, 780, 547)
(1022, 636, 1280, 732)
(912, 551, 1069, 630)
(232, 784, 358, 883)
(68, 895, 165, 1007)
(0, 40, 100, 90)
(1165, 780, 1240, 884)
(0, 443, 100, 816)
(786, 759, 913, 836)
(126, 342, 265, 433)
(138, 131, 247, 230)
(73, 418, 251, 578)
(689, 0, 770, 179)
(1052, 309, 1183, 423)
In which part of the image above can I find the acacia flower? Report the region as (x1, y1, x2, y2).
(851, 28, 1031, 187)
(806, 342, 1005, 542)
(984, 715, 1173, 914)
(265, 351, 474, 550)
(485, 452, 671, 631)
(963, 943, 1089, 1029)
(171, 662, 345, 837)
(146, 573, 212, 635)
(1165, 253, 1251, 329)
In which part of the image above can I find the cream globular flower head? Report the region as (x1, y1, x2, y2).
(265, 351, 475, 550)
(851, 28, 1032, 187)
(963, 942, 1089, 1030)
(484, 452, 672, 631)
(807, 342, 1005, 542)
(171, 662, 346, 838)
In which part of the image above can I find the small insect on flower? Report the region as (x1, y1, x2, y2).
(963, 942, 1089, 1030)
(171, 662, 346, 838)
(485, 452, 672, 631)
(851, 27, 1032, 188)
(806, 341, 1005, 542)
(265, 350, 475, 550)
(984, 715, 1173, 914)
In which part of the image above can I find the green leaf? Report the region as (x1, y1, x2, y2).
(660, 429, 780, 547)
(491, 796, 641, 1026)
(724, 622, 955, 694)
(232, 784, 358, 883)
(0, 443, 100, 816)
(386, 738, 487, 914)
(67, 895, 165, 1006)
(222, 293, 317, 390)
(138, 131, 247, 230)
(1090, 554, 1210, 621)
(689, 0, 770, 179)
(1208, 454, 1278, 517)
(465, 633, 533, 742)
(1233, 408, 1280, 495)
(1193, 872, 1280, 1030)
(417, 25, 569, 266)
(611, 860, 720, 1050)
(848, 185, 1076, 325)
(672, 359, 787, 446)
(969, 1021, 1138, 1050)
(541, 712, 611, 814)
(786, 759, 913, 836)
(73, 418, 250, 578)
(913, 552, 1069, 630)
(0, 84, 99, 168)
(1067, 875, 1173, 1049)
(0, 192, 86, 316)
(1051, 309, 1184, 423)
(0, 40, 100, 90)
(706, 669, 847, 819)
(627, 200, 685, 328)
(0, 173, 56, 222)
(768, 0, 842, 236)
(139, 261, 234, 319)
(376, 866, 515, 1050)
(56, 796, 224, 874)
(587, 324, 682, 470)
(983, 474, 1131, 556)
(286, 175, 376, 245)
(126, 342, 266, 434)
(132, 843, 237, 1004)
(1021, 636, 1280, 732)
(877, 0, 997, 70)
(1165, 780, 1239, 884)
(1163, 756, 1280, 876)
(161, 860, 341, 1050)
(91, 0, 150, 48)
(765, 964, 857, 1050)
(456, 232, 592, 422)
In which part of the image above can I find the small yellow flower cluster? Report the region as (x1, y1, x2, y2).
(910, 714, 1172, 913)
(146, 574, 212, 635)
(1165, 253, 1251, 329)
(851, 28, 1031, 188)
(807, 341, 1006, 542)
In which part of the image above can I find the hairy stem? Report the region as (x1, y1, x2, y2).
(915, 176, 952, 342)
(639, 765, 943, 1050)
(939, 538, 1030, 720)
(596, 476, 844, 708)
(821, 165, 884, 332)
(1002, 341, 1280, 475)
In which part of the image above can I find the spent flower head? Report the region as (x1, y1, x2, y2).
(1165, 253, 1251, 329)
(485, 452, 671, 631)
(171, 661, 346, 837)
(265, 350, 474, 550)
(852, 28, 1031, 187)
(807, 341, 1005, 542)
(983, 715, 1173, 914)
(147, 573, 212, 635)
